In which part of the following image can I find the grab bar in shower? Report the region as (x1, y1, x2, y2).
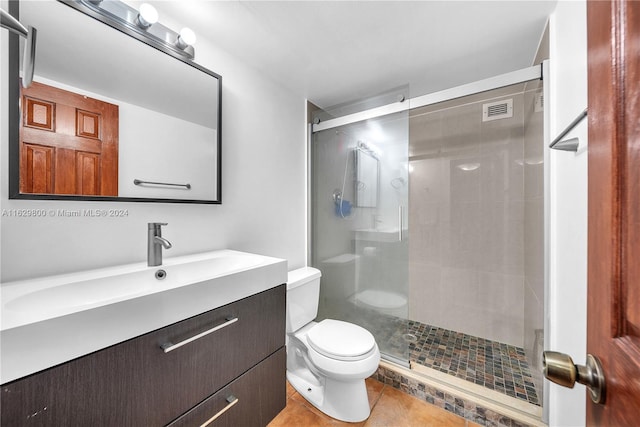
(549, 109, 587, 152)
(134, 179, 191, 189)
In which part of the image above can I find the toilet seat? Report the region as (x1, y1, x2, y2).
(307, 319, 376, 361)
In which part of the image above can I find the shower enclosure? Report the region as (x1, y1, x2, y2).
(311, 88, 411, 365)
(310, 66, 546, 415)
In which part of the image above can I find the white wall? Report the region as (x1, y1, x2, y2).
(117, 104, 218, 200)
(1, 0, 307, 282)
(547, 1, 588, 426)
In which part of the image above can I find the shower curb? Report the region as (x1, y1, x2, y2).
(372, 363, 545, 427)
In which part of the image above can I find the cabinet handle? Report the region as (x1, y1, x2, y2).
(200, 395, 239, 427)
(160, 316, 239, 353)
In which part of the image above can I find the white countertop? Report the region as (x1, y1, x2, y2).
(0, 250, 287, 384)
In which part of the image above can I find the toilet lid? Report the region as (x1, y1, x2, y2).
(307, 319, 376, 359)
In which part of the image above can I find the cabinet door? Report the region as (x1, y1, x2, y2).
(168, 348, 286, 427)
(0, 285, 285, 426)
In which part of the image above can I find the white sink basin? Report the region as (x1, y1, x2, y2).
(0, 250, 287, 384)
(3, 271, 154, 319)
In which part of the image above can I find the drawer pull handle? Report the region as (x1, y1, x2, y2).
(161, 316, 239, 353)
(201, 395, 239, 427)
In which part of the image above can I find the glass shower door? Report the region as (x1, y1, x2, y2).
(311, 100, 410, 365)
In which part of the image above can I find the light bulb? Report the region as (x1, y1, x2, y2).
(177, 27, 197, 47)
(136, 3, 158, 29)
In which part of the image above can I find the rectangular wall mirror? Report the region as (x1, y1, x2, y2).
(8, 0, 222, 204)
(354, 145, 379, 208)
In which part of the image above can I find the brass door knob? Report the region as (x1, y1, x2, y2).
(542, 351, 606, 404)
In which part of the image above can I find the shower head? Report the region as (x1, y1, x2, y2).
(390, 177, 406, 189)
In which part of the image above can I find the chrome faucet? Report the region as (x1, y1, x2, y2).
(148, 222, 172, 266)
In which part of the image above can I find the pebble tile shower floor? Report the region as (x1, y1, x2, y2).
(405, 321, 540, 406)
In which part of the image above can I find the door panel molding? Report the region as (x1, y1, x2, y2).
(587, 0, 640, 424)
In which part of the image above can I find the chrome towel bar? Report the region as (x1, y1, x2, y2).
(134, 179, 191, 189)
(0, 8, 37, 88)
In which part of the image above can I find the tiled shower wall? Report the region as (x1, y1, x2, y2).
(408, 85, 543, 349)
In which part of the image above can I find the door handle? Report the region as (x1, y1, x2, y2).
(542, 351, 606, 404)
(398, 205, 403, 241)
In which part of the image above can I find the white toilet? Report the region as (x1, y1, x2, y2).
(286, 267, 380, 422)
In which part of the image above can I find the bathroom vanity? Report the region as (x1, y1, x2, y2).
(0, 250, 287, 426)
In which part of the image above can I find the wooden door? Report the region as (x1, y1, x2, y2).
(20, 81, 118, 196)
(587, 0, 640, 424)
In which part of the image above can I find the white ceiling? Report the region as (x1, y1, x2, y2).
(130, 1, 557, 108)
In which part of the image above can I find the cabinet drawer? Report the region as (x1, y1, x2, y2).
(168, 347, 286, 427)
(0, 285, 285, 426)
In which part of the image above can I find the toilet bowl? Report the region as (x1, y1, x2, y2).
(286, 267, 381, 422)
(354, 289, 408, 317)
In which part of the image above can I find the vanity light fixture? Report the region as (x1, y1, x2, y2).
(135, 3, 159, 30)
(74, 0, 195, 60)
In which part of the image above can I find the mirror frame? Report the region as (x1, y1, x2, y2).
(8, 0, 222, 204)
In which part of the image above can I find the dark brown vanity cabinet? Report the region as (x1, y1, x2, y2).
(0, 285, 286, 426)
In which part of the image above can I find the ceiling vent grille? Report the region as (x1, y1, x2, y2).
(482, 99, 513, 122)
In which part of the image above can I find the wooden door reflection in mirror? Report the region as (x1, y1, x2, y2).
(20, 81, 119, 196)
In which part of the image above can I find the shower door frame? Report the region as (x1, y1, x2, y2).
(309, 63, 545, 263)
(307, 63, 550, 413)
(311, 65, 542, 133)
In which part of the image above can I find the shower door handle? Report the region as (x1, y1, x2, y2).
(398, 206, 403, 241)
(542, 351, 606, 404)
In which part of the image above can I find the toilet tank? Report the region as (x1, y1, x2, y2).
(286, 267, 321, 333)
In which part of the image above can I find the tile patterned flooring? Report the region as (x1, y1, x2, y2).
(268, 378, 481, 427)
(406, 321, 540, 406)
